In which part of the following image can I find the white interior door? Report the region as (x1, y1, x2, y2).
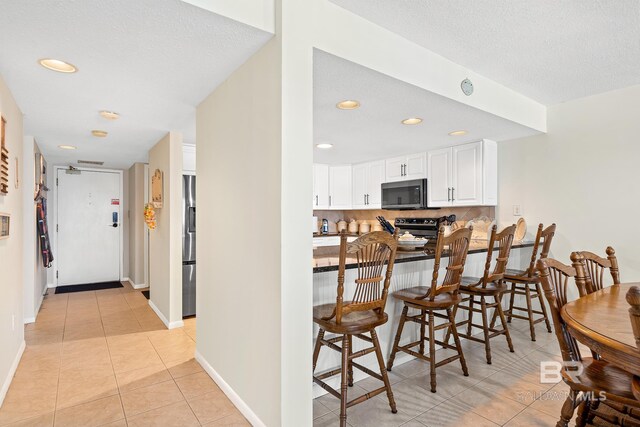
(57, 169, 121, 286)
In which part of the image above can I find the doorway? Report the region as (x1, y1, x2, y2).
(55, 167, 123, 286)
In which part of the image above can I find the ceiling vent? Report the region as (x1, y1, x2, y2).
(77, 160, 104, 166)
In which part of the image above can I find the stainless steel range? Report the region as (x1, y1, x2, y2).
(393, 215, 456, 240)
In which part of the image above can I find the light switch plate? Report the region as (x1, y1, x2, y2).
(513, 205, 522, 216)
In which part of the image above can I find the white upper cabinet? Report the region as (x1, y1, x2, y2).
(183, 144, 196, 174)
(451, 141, 483, 206)
(427, 140, 497, 207)
(385, 152, 426, 182)
(329, 165, 352, 209)
(352, 163, 368, 209)
(313, 164, 329, 209)
(352, 160, 385, 209)
(427, 147, 452, 207)
(367, 160, 385, 208)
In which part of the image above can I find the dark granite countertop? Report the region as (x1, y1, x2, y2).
(312, 240, 535, 273)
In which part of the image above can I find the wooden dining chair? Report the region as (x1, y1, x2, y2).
(537, 254, 640, 427)
(575, 247, 620, 294)
(503, 223, 555, 341)
(445, 224, 517, 364)
(312, 230, 399, 427)
(387, 226, 472, 393)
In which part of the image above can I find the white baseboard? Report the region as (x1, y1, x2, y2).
(0, 340, 25, 407)
(148, 300, 183, 329)
(122, 277, 147, 289)
(47, 283, 55, 289)
(23, 317, 36, 324)
(195, 351, 265, 427)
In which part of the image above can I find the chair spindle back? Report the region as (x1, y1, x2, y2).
(424, 226, 472, 300)
(536, 253, 586, 363)
(627, 286, 640, 350)
(524, 223, 556, 278)
(575, 247, 620, 293)
(480, 224, 516, 287)
(334, 230, 399, 324)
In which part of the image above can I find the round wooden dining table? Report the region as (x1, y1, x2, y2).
(561, 283, 640, 377)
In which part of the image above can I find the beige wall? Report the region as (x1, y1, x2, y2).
(148, 132, 183, 327)
(128, 163, 146, 286)
(498, 84, 640, 299)
(0, 75, 25, 404)
(196, 39, 284, 426)
(22, 137, 48, 323)
(196, 3, 314, 419)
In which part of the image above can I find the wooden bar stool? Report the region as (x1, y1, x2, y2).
(312, 231, 399, 427)
(445, 224, 516, 364)
(537, 255, 640, 427)
(577, 246, 620, 293)
(502, 223, 556, 341)
(387, 227, 472, 393)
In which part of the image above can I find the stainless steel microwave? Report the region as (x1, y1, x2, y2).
(381, 179, 432, 210)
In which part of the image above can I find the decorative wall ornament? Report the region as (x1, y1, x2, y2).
(14, 157, 19, 189)
(144, 203, 157, 230)
(0, 115, 8, 195)
(151, 169, 163, 208)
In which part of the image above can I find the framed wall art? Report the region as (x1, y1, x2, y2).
(0, 212, 10, 239)
(151, 168, 163, 208)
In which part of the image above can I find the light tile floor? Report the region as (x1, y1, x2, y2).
(0, 283, 249, 427)
(313, 320, 594, 427)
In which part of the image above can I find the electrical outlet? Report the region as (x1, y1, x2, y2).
(513, 205, 522, 216)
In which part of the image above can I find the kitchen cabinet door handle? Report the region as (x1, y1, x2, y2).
(329, 195, 332, 206)
(315, 195, 318, 206)
(451, 187, 455, 202)
(404, 164, 408, 176)
(401, 164, 405, 176)
(366, 194, 369, 205)
(447, 187, 451, 202)
(364, 194, 367, 205)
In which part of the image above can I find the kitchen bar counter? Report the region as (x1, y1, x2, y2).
(313, 240, 534, 273)
(312, 239, 536, 398)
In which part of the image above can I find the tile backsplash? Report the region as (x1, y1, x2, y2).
(314, 206, 494, 225)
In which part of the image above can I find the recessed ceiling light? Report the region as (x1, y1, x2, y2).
(58, 145, 77, 150)
(38, 58, 77, 73)
(401, 117, 423, 125)
(316, 143, 333, 149)
(99, 110, 120, 120)
(336, 100, 360, 110)
(448, 130, 468, 136)
(91, 130, 108, 138)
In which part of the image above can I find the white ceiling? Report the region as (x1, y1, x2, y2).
(0, 0, 272, 169)
(313, 50, 540, 164)
(329, 0, 640, 105)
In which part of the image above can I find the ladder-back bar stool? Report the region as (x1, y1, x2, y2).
(312, 230, 399, 427)
(446, 224, 517, 364)
(502, 223, 556, 341)
(387, 226, 472, 393)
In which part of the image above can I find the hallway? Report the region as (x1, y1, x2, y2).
(0, 284, 247, 427)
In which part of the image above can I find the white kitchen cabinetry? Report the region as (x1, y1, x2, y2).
(352, 160, 385, 209)
(183, 144, 196, 175)
(384, 152, 426, 183)
(329, 165, 352, 209)
(427, 147, 451, 207)
(427, 140, 497, 207)
(313, 164, 329, 209)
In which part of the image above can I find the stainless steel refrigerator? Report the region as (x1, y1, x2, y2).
(182, 175, 196, 317)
